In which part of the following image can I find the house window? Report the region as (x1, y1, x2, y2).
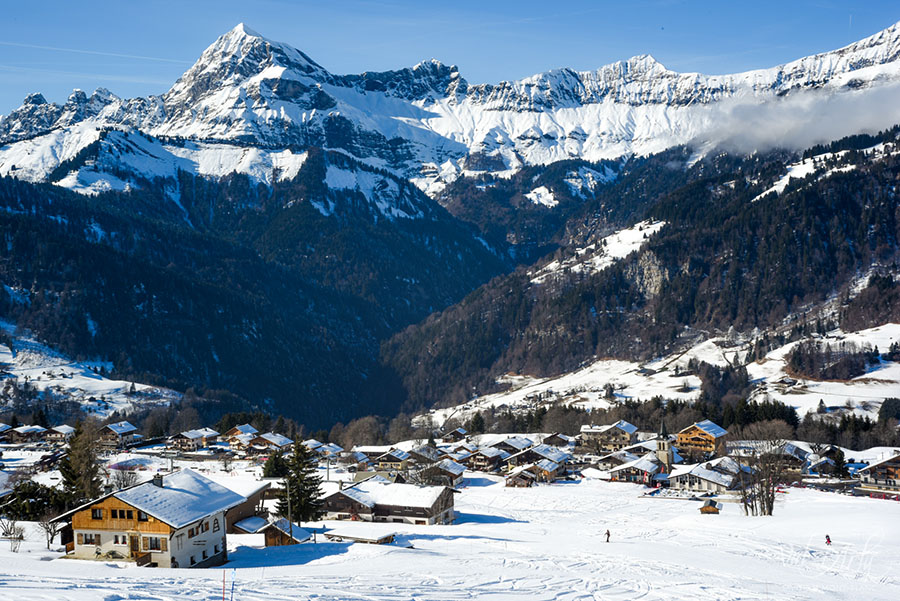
(202, 550, 208, 560)
(114, 535, 127, 545)
(137, 511, 148, 522)
(203, 522, 209, 532)
(143, 536, 161, 551)
(110, 509, 118, 519)
(214, 544, 219, 554)
(190, 555, 196, 565)
(82, 533, 99, 545)
(188, 527, 195, 538)
(91, 509, 103, 520)
(176, 534, 184, 551)
(213, 519, 220, 532)
(126, 510, 134, 520)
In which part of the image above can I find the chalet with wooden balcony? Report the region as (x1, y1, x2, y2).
(223, 423, 258, 443)
(441, 427, 468, 443)
(375, 448, 410, 471)
(468, 447, 509, 472)
(322, 480, 455, 525)
(857, 453, 900, 498)
(9, 424, 47, 443)
(675, 420, 728, 459)
(100, 421, 138, 449)
(489, 436, 534, 455)
(579, 420, 638, 452)
(46, 424, 75, 443)
(51, 469, 245, 568)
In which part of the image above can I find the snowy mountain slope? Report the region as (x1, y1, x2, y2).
(423, 323, 900, 429)
(3, 21, 900, 198)
(0, 319, 179, 418)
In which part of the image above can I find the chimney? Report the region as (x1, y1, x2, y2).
(339, 481, 343, 491)
(152, 474, 164, 488)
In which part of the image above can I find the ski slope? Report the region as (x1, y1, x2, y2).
(1, 475, 898, 600)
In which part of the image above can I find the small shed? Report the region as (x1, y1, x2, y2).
(699, 500, 722, 515)
(263, 518, 311, 546)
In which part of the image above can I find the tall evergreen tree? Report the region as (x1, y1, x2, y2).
(276, 442, 323, 522)
(58, 420, 102, 506)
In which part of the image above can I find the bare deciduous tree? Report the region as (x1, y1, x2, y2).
(730, 419, 794, 516)
(37, 511, 61, 549)
(110, 468, 139, 490)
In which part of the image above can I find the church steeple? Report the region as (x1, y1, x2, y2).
(656, 418, 672, 473)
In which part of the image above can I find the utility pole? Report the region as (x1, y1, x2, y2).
(286, 472, 293, 545)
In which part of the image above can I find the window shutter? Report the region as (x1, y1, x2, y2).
(96, 534, 101, 545)
(142, 537, 149, 551)
(77, 533, 83, 545)
(161, 538, 168, 552)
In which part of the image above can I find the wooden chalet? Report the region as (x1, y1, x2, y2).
(51, 469, 245, 568)
(223, 424, 258, 442)
(608, 453, 664, 485)
(675, 420, 727, 459)
(596, 450, 640, 471)
(407, 445, 442, 465)
(668, 457, 750, 493)
(857, 453, 900, 497)
(579, 420, 638, 452)
(441, 427, 468, 443)
(263, 518, 311, 546)
(248, 432, 293, 453)
(542, 432, 575, 447)
(433, 458, 466, 487)
(100, 421, 138, 449)
(490, 436, 534, 455)
(45, 424, 75, 443)
(170, 430, 205, 452)
(322, 480, 455, 525)
(375, 448, 410, 471)
(9, 424, 47, 443)
(0, 423, 10, 441)
(468, 447, 509, 472)
(505, 466, 536, 487)
(505, 443, 570, 471)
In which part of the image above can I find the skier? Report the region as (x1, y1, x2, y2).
(605, 529, 611, 543)
(825, 534, 832, 546)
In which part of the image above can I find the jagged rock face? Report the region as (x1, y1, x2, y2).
(626, 250, 667, 297)
(2, 20, 900, 198)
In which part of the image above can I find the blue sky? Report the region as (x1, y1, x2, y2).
(1, 1, 899, 115)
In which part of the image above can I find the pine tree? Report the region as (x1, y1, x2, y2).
(59, 421, 102, 506)
(276, 442, 323, 522)
(262, 450, 288, 477)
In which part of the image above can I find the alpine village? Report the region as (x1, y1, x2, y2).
(1, 7, 900, 601)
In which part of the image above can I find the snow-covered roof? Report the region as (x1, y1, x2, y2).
(598, 450, 639, 465)
(689, 420, 728, 439)
(233, 515, 269, 534)
(269, 518, 310, 542)
(303, 439, 324, 450)
(410, 445, 442, 462)
(0, 423, 10, 434)
(669, 456, 748, 488)
(228, 424, 258, 436)
(543, 433, 575, 443)
(379, 448, 410, 461)
(581, 420, 637, 435)
(859, 452, 900, 472)
(435, 458, 466, 476)
(528, 443, 570, 464)
(105, 421, 137, 435)
(535, 459, 560, 473)
(178, 430, 205, 440)
(51, 424, 75, 435)
(114, 469, 246, 529)
(257, 432, 293, 448)
(474, 446, 508, 459)
(622, 439, 684, 464)
(609, 452, 661, 475)
(507, 464, 539, 479)
(492, 436, 533, 451)
(336, 480, 448, 509)
(194, 427, 219, 437)
(233, 433, 256, 446)
(319, 442, 343, 455)
(14, 424, 47, 434)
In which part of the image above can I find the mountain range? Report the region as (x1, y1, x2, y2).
(1, 22, 900, 426)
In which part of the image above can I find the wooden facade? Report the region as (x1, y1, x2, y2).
(858, 454, 900, 493)
(675, 421, 727, 459)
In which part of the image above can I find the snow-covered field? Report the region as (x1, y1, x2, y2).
(0, 320, 179, 418)
(1, 475, 898, 600)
